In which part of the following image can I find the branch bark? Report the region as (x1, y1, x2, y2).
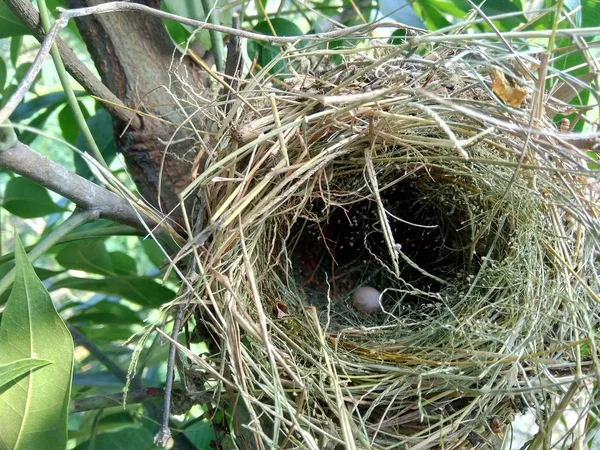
(65, 0, 209, 217)
(0, 126, 154, 230)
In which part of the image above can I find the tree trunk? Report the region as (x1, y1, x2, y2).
(67, 0, 209, 219)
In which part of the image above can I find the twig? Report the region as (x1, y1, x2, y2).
(154, 306, 184, 447)
(57, 2, 600, 46)
(69, 389, 163, 413)
(68, 325, 138, 388)
(58, 1, 377, 45)
(0, 209, 98, 297)
(221, 15, 243, 114)
(3, 0, 138, 126)
(0, 19, 62, 125)
(0, 126, 155, 229)
(200, 0, 224, 73)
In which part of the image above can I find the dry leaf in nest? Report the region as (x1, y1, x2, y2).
(490, 69, 528, 107)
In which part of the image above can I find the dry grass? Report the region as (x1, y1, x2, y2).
(158, 19, 600, 450)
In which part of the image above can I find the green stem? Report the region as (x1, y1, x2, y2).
(201, 0, 224, 73)
(37, 0, 108, 168)
(547, 0, 564, 55)
(0, 209, 98, 297)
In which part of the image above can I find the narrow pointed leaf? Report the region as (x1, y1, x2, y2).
(0, 359, 53, 391)
(0, 3, 29, 38)
(0, 235, 74, 450)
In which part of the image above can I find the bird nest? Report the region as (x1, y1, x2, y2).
(172, 30, 600, 450)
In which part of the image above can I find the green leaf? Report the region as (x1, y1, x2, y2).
(51, 276, 176, 307)
(388, 29, 407, 46)
(161, 0, 193, 44)
(247, 18, 303, 75)
(141, 239, 165, 269)
(69, 410, 138, 439)
(55, 242, 137, 276)
(412, 0, 525, 31)
(55, 241, 115, 276)
(580, 0, 600, 27)
(0, 84, 17, 108)
(110, 251, 138, 275)
(12, 91, 87, 122)
(0, 235, 74, 450)
(0, 358, 53, 392)
(0, 261, 63, 282)
(77, 324, 140, 342)
(74, 108, 118, 179)
(66, 300, 142, 326)
(58, 103, 90, 145)
(183, 418, 217, 449)
(19, 106, 59, 145)
(587, 151, 600, 170)
(0, 57, 6, 92)
(10, 36, 22, 67)
(0, 3, 30, 38)
(73, 425, 155, 450)
(412, 1, 452, 29)
(0, 263, 62, 305)
(2, 177, 66, 218)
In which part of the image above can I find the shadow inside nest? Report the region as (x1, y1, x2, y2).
(286, 171, 507, 330)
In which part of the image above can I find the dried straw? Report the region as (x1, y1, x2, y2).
(167, 22, 600, 450)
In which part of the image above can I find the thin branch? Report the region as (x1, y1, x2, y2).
(69, 389, 163, 413)
(59, 1, 378, 44)
(154, 306, 184, 447)
(0, 209, 98, 297)
(3, 0, 138, 127)
(69, 325, 138, 388)
(200, 0, 224, 73)
(57, 1, 600, 45)
(0, 126, 155, 230)
(0, 19, 62, 125)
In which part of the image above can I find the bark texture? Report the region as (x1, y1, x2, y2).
(67, 0, 209, 218)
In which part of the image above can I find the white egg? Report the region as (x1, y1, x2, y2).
(352, 286, 382, 313)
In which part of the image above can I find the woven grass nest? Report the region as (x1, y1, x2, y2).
(174, 29, 600, 450)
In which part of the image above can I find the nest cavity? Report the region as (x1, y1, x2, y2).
(178, 33, 600, 450)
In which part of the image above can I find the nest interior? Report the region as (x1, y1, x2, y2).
(176, 33, 600, 450)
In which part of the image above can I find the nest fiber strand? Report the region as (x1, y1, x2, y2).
(178, 31, 600, 450)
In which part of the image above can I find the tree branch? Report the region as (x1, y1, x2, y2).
(0, 126, 154, 230)
(59, 0, 383, 44)
(154, 306, 183, 446)
(0, 19, 61, 125)
(3, 0, 138, 126)
(63, 0, 208, 215)
(69, 325, 135, 388)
